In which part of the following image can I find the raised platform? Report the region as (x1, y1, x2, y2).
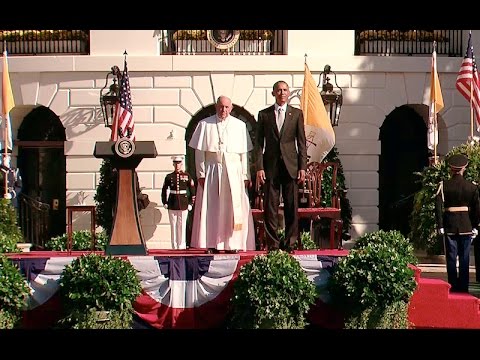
(6, 248, 480, 329)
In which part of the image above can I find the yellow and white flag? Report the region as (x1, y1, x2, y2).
(428, 44, 444, 151)
(300, 63, 335, 163)
(2, 49, 14, 153)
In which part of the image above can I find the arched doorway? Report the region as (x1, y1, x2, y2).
(184, 103, 257, 245)
(378, 105, 429, 237)
(16, 106, 67, 243)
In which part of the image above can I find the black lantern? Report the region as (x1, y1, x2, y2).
(99, 65, 121, 128)
(319, 64, 343, 127)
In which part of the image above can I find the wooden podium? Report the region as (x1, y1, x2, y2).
(94, 140, 157, 255)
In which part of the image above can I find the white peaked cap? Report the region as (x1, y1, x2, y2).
(172, 155, 184, 162)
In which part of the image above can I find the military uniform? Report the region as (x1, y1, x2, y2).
(162, 156, 195, 249)
(435, 154, 480, 292)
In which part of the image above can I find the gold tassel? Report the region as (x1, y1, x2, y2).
(233, 223, 243, 231)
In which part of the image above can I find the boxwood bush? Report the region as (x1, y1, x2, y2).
(58, 253, 142, 329)
(229, 250, 317, 329)
(0, 254, 30, 328)
(354, 229, 418, 265)
(328, 230, 417, 328)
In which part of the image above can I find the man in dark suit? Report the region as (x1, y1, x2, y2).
(435, 153, 480, 293)
(162, 156, 196, 249)
(255, 80, 307, 252)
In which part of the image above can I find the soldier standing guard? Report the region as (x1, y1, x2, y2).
(162, 156, 196, 249)
(435, 153, 480, 293)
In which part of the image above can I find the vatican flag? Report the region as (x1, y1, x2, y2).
(300, 63, 335, 163)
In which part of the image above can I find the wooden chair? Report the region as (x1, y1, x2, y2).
(299, 161, 343, 249)
(252, 161, 344, 250)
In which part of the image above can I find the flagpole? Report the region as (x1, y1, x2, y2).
(470, 63, 475, 139)
(3, 116, 7, 197)
(470, 54, 474, 138)
(2, 41, 8, 196)
(433, 41, 438, 164)
(433, 105, 438, 164)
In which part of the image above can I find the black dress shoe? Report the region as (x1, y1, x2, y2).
(206, 248, 220, 254)
(225, 249, 239, 254)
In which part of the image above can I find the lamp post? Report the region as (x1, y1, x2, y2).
(319, 64, 343, 127)
(99, 65, 121, 128)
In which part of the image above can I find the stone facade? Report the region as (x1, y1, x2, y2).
(2, 30, 477, 249)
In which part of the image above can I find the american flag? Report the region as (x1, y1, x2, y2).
(455, 31, 480, 131)
(110, 60, 135, 141)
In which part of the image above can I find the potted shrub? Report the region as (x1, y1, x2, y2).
(57, 253, 142, 329)
(238, 30, 273, 40)
(237, 30, 273, 54)
(44, 230, 108, 251)
(359, 30, 449, 55)
(0, 30, 88, 41)
(0, 30, 89, 54)
(172, 30, 207, 40)
(328, 230, 417, 328)
(229, 250, 317, 329)
(0, 254, 30, 328)
(172, 30, 208, 54)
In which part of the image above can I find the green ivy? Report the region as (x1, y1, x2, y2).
(409, 141, 480, 254)
(44, 230, 108, 251)
(58, 253, 142, 329)
(229, 250, 317, 329)
(0, 255, 30, 328)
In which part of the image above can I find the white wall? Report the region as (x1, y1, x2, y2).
(2, 30, 477, 247)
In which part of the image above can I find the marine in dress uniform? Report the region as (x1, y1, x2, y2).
(161, 156, 196, 249)
(435, 154, 480, 292)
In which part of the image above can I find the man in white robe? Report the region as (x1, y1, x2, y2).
(188, 96, 255, 251)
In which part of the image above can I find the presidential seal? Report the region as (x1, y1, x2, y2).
(207, 30, 240, 50)
(114, 137, 135, 158)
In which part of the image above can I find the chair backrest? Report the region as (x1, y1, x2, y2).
(299, 161, 339, 208)
(252, 161, 341, 210)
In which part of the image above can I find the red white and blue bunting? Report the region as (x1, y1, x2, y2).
(11, 253, 342, 329)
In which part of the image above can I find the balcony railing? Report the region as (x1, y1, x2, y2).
(0, 30, 90, 55)
(159, 30, 285, 55)
(355, 30, 463, 57)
